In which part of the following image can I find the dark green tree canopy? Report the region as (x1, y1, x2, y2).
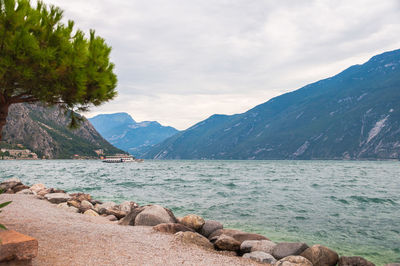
(0, 0, 117, 139)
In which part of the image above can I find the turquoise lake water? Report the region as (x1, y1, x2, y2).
(0, 160, 399, 265)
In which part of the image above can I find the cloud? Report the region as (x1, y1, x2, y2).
(43, 0, 400, 129)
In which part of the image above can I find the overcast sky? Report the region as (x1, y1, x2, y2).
(43, 0, 400, 130)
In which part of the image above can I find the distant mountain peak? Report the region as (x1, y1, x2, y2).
(144, 49, 400, 160)
(89, 113, 179, 157)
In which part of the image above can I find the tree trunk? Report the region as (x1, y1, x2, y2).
(0, 103, 10, 141)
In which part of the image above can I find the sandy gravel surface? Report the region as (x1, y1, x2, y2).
(0, 194, 259, 266)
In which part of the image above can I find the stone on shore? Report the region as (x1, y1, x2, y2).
(338, 256, 375, 266)
(272, 242, 309, 260)
(0, 230, 38, 263)
(105, 215, 118, 221)
(214, 234, 241, 251)
(240, 239, 276, 254)
(16, 189, 35, 195)
(174, 231, 214, 250)
(67, 200, 81, 209)
(119, 201, 138, 213)
(153, 223, 195, 234)
(384, 264, 400, 266)
(0, 178, 22, 191)
(243, 251, 277, 264)
(119, 205, 176, 226)
(200, 220, 223, 238)
(80, 200, 94, 212)
(12, 184, 30, 193)
(94, 202, 117, 214)
(29, 184, 46, 193)
(276, 255, 313, 266)
(300, 244, 339, 266)
(44, 193, 71, 204)
(179, 214, 205, 231)
(57, 203, 79, 213)
(83, 209, 100, 217)
(70, 193, 92, 203)
(209, 229, 269, 244)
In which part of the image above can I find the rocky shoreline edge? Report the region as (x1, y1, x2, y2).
(1, 178, 398, 266)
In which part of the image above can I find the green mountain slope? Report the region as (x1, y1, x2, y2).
(145, 49, 400, 160)
(2, 103, 124, 158)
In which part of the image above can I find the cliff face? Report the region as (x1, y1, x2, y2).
(145, 49, 400, 160)
(2, 103, 123, 158)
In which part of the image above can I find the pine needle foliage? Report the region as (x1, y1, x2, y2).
(0, 0, 117, 138)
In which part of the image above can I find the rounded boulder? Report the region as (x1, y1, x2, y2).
(300, 244, 338, 266)
(179, 214, 205, 231)
(276, 255, 313, 266)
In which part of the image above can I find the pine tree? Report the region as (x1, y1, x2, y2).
(0, 0, 117, 140)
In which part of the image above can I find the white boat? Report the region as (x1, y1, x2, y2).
(102, 155, 136, 163)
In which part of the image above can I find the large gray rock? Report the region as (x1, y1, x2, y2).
(174, 231, 214, 250)
(241, 239, 276, 254)
(44, 193, 71, 204)
(153, 223, 194, 234)
(243, 251, 277, 264)
(276, 255, 313, 266)
(214, 234, 241, 251)
(209, 229, 269, 244)
(338, 256, 375, 266)
(119, 205, 176, 226)
(135, 205, 176, 226)
(300, 244, 339, 266)
(200, 220, 223, 238)
(272, 242, 309, 260)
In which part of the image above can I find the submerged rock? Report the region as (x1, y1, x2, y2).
(174, 231, 214, 250)
(338, 256, 375, 266)
(200, 220, 223, 238)
(272, 242, 309, 260)
(300, 244, 338, 266)
(153, 223, 194, 234)
(243, 251, 277, 264)
(276, 255, 313, 266)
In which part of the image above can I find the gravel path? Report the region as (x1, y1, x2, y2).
(0, 194, 259, 266)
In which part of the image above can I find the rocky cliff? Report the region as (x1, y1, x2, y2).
(1, 103, 123, 158)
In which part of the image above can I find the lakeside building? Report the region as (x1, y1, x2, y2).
(0, 148, 38, 160)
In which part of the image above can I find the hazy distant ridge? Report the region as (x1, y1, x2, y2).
(144, 49, 400, 160)
(89, 113, 179, 157)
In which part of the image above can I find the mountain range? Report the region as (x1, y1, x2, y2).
(89, 113, 178, 156)
(143, 49, 400, 160)
(1, 103, 123, 159)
